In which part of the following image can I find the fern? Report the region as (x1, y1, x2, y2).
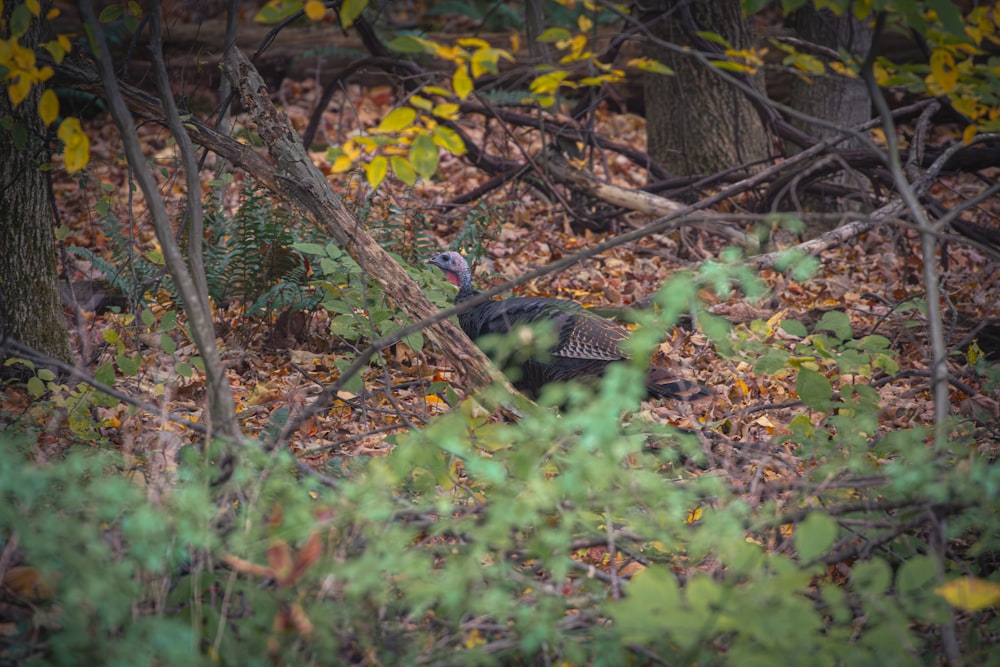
(67, 206, 162, 310)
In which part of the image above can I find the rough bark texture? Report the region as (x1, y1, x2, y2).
(788, 7, 873, 148)
(786, 7, 874, 235)
(0, 6, 72, 368)
(643, 0, 771, 178)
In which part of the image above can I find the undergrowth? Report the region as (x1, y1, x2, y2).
(3, 258, 998, 666)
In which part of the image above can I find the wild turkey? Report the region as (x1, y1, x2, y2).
(428, 251, 713, 401)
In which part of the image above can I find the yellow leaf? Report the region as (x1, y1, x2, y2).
(331, 155, 354, 173)
(409, 94, 432, 111)
(26, 0, 41, 16)
(713, 60, 755, 74)
(304, 0, 326, 20)
(685, 507, 702, 524)
(39, 88, 58, 125)
(627, 57, 674, 76)
(788, 53, 825, 75)
(365, 155, 387, 188)
(509, 32, 520, 53)
(530, 70, 570, 95)
(453, 65, 473, 98)
(929, 48, 958, 93)
(377, 106, 417, 133)
(577, 15, 592, 32)
(935, 577, 1000, 612)
(8, 75, 32, 106)
(456, 37, 490, 50)
(962, 124, 979, 145)
(423, 85, 451, 97)
(58, 117, 90, 173)
(431, 125, 466, 155)
(431, 102, 459, 120)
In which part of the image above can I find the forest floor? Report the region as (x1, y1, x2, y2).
(42, 76, 1000, 477)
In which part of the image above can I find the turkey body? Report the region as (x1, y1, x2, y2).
(428, 251, 712, 401)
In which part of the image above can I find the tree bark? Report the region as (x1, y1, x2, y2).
(785, 6, 874, 235)
(0, 4, 72, 371)
(788, 7, 872, 148)
(643, 0, 771, 178)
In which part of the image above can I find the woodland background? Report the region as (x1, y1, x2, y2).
(1, 0, 999, 665)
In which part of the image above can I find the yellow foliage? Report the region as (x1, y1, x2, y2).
(928, 48, 958, 93)
(935, 577, 1000, 612)
(38, 87, 58, 125)
(58, 117, 90, 173)
(303, 0, 326, 20)
(365, 155, 387, 188)
(452, 66, 473, 98)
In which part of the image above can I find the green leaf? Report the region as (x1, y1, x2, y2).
(27, 376, 45, 398)
(9, 4, 33, 36)
(334, 358, 365, 394)
(409, 133, 439, 179)
(781, 320, 808, 337)
(816, 310, 852, 341)
(175, 361, 193, 378)
(794, 512, 838, 563)
(927, 0, 966, 36)
(695, 30, 732, 49)
(607, 566, 681, 644)
(116, 353, 142, 376)
(897, 555, 936, 597)
(741, 0, 772, 15)
(339, 0, 367, 28)
(292, 242, 327, 256)
(780, 0, 809, 13)
(98, 4, 123, 22)
(796, 368, 832, 410)
(141, 308, 155, 327)
(754, 349, 790, 375)
(390, 156, 416, 185)
(854, 334, 890, 352)
(94, 362, 116, 387)
(852, 557, 892, 596)
(537, 27, 572, 42)
(387, 35, 428, 53)
(160, 333, 177, 356)
(431, 125, 466, 155)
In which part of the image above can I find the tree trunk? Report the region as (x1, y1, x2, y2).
(786, 6, 873, 235)
(0, 5, 72, 371)
(643, 0, 771, 178)
(788, 7, 872, 147)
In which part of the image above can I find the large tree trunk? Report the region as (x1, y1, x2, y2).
(0, 5, 72, 371)
(643, 0, 771, 178)
(788, 7, 872, 148)
(786, 6, 873, 236)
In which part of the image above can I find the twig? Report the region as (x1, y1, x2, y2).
(861, 14, 950, 446)
(1, 338, 208, 435)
